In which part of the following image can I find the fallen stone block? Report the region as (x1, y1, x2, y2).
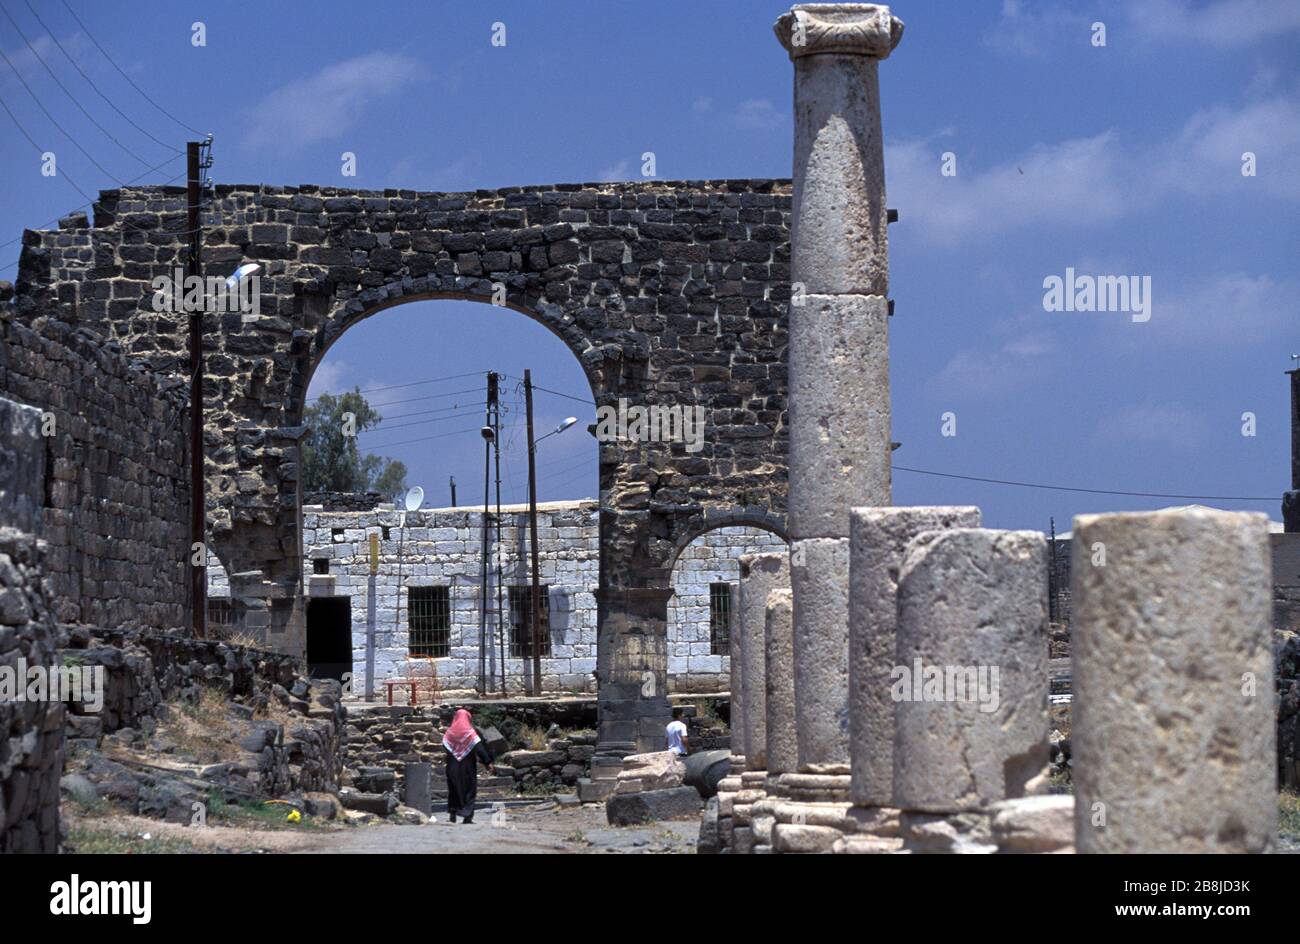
(990, 795, 1074, 854)
(606, 786, 702, 826)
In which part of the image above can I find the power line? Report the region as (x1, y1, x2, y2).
(23, 0, 181, 154)
(356, 404, 487, 435)
(502, 373, 595, 406)
(0, 89, 93, 201)
(0, 160, 189, 274)
(1, 2, 154, 167)
(892, 465, 1277, 503)
(304, 370, 489, 402)
(0, 42, 125, 183)
(59, 0, 205, 137)
(364, 423, 488, 451)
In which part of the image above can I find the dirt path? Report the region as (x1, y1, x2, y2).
(291, 805, 698, 854)
(65, 805, 698, 855)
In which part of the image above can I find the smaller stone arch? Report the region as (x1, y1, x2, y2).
(665, 510, 790, 695)
(666, 505, 789, 573)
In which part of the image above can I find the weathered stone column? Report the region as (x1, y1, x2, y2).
(738, 552, 790, 771)
(892, 529, 1048, 853)
(848, 506, 980, 807)
(727, 596, 748, 770)
(775, 3, 902, 791)
(749, 588, 795, 853)
(595, 586, 674, 757)
(1071, 509, 1276, 853)
(764, 588, 798, 779)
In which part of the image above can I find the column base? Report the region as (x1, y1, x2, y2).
(729, 769, 769, 855)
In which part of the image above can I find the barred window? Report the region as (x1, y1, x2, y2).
(709, 583, 732, 655)
(208, 598, 234, 632)
(408, 586, 451, 658)
(508, 586, 551, 658)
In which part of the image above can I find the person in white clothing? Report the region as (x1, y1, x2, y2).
(665, 706, 689, 756)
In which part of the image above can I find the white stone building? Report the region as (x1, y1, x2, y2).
(208, 499, 785, 695)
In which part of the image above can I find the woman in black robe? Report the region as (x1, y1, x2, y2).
(442, 708, 495, 823)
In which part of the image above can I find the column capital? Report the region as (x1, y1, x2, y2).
(774, 3, 904, 60)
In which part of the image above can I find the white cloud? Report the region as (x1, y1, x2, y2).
(1145, 271, 1300, 346)
(598, 159, 631, 182)
(886, 87, 1299, 246)
(692, 96, 713, 114)
(1125, 0, 1300, 47)
(1093, 403, 1210, 450)
(241, 52, 425, 152)
(985, 0, 1300, 55)
(932, 328, 1057, 399)
(733, 98, 784, 131)
(887, 131, 1127, 246)
(306, 359, 351, 399)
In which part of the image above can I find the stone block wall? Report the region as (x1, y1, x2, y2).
(0, 396, 62, 853)
(0, 304, 190, 629)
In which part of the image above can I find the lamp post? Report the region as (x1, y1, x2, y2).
(523, 366, 578, 696)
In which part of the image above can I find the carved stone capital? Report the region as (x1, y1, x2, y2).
(774, 3, 904, 60)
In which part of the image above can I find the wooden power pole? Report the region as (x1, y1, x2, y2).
(524, 369, 543, 696)
(187, 141, 206, 638)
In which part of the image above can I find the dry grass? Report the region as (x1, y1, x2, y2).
(157, 687, 242, 764)
(1280, 791, 1300, 843)
(516, 724, 550, 751)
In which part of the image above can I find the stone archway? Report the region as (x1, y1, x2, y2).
(15, 176, 793, 753)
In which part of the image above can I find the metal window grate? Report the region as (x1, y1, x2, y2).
(508, 586, 551, 658)
(208, 598, 234, 634)
(408, 586, 450, 658)
(709, 583, 732, 655)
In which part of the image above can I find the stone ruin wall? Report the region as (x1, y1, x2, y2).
(0, 292, 192, 851)
(0, 300, 191, 628)
(208, 499, 786, 694)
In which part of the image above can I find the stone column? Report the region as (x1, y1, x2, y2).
(768, 2, 904, 848)
(727, 590, 747, 771)
(750, 588, 796, 853)
(848, 506, 980, 808)
(1071, 509, 1276, 853)
(775, 3, 903, 789)
(892, 529, 1048, 853)
(595, 586, 674, 757)
(738, 552, 790, 772)
(765, 588, 798, 778)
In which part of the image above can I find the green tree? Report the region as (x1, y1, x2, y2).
(301, 388, 408, 502)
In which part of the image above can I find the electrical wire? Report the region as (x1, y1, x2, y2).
(1, 2, 155, 167)
(59, 0, 206, 137)
(22, 0, 181, 154)
(0, 43, 125, 183)
(892, 465, 1277, 503)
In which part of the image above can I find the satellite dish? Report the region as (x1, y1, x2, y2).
(404, 486, 424, 512)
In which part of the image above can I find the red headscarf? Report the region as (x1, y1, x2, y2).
(443, 708, 480, 761)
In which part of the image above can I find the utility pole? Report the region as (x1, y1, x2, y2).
(187, 140, 206, 638)
(449, 475, 457, 508)
(524, 369, 543, 696)
(489, 372, 507, 695)
(478, 372, 494, 694)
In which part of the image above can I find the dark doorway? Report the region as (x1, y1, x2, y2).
(307, 596, 352, 681)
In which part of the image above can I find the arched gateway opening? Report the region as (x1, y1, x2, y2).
(20, 177, 793, 753)
(285, 293, 601, 697)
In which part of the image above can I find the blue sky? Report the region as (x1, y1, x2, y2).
(1, 1, 1297, 528)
